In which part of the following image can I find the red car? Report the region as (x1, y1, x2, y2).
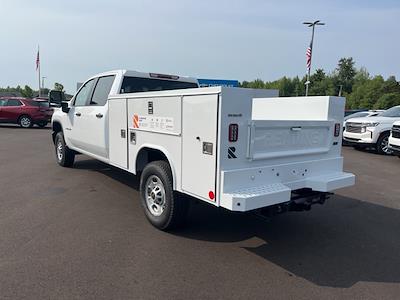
(0, 97, 53, 128)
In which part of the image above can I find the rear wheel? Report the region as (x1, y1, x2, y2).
(140, 160, 189, 230)
(376, 132, 392, 155)
(19, 115, 33, 128)
(55, 132, 75, 167)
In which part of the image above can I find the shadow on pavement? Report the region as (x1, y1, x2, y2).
(74, 158, 139, 190)
(73, 158, 400, 288)
(0, 124, 50, 129)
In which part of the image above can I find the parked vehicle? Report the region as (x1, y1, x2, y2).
(0, 97, 52, 128)
(342, 111, 384, 146)
(344, 109, 367, 117)
(388, 121, 400, 157)
(343, 106, 400, 154)
(50, 70, 355, 230)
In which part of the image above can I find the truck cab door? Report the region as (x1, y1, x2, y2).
(67, 76, 115, 159)
(0, 99, 6, 121)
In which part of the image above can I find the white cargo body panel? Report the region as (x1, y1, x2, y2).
(182, 94, 219, 200)
(109, 98, 128, 168)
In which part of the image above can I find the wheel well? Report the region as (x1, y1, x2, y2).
(136, 147, 169, 173)
(52, 122, 62, 143)
(378, 130, 391, 140)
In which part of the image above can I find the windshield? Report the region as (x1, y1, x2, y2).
(344, 112, 369, 120)
(120, 77, 198, 94)
(379, 106, 400, 117)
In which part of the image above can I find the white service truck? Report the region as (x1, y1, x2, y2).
(50, 69, 355, 230)
(389, 121, 400, 157)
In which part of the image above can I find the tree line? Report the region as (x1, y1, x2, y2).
(0, 83, 64, 98)
(241, 57, 400, 109)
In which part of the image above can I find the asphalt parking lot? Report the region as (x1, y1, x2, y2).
(1, 125, 400, 300)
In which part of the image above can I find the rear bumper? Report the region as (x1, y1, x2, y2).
(219, 158, 355, 212)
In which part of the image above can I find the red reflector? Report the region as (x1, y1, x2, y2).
(228, 123, 239, 142)
(334, 123, 341, 137)
(208, 191, 215, 201)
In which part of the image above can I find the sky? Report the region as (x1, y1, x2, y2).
(0, 0, 399, 94)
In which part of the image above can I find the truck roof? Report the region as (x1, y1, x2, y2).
(89, 69, 199, 85)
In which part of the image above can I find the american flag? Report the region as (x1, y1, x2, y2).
(306, 42, 312, 70)
(36, 48, 40, 71)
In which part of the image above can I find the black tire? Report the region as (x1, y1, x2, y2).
(55, 132, 75, 167)
(18, 115, 33, 128)
(37, 121, 48, 128)
(376, 132, 392, 155)
(140, 160, 189, 231)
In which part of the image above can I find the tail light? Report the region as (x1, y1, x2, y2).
(334, 123, 341, 137)
(228, 124, 239, 142)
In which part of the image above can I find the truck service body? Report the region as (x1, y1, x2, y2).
(51, 69, 355, 230)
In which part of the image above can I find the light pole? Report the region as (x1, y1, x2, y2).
(303, 20, 325, 96)
(41, 76, 46, 96)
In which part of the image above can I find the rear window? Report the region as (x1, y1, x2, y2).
(120, 77, 198, 94)
(380, 106, 400, 118)
(28, 101, 41, 107)
(38, 101, 50, 108)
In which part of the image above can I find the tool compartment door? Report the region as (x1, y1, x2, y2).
(109, 98, 128, 168)
(181, 94, 219, 201)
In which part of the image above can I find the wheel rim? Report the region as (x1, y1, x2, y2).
(381, 136, 392, 154)
(145, 175, 166, 217)
(56, 140, 63, 161)
(20, 117, 31, 127)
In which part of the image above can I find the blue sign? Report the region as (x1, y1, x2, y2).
(198, 78, 239, 88)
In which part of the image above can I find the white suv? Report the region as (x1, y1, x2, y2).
(343, 105, 400, 154)
(389, 121, 400, 157)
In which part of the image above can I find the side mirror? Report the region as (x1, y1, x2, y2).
(48, 90, 65, 107)
(61, 101, 70, 113)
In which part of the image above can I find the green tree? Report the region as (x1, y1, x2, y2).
(21, 85, 33, 98)
(54, 82, 64, 91)
(335, 57, 356, 94)
(373, 93, 400, 109)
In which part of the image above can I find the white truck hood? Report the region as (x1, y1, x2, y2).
(346, 116, 400, 124)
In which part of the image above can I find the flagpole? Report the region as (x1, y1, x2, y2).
(305, 26, 315, 97)
(38, 46, 41, 97)
(303, 20, 325, 96)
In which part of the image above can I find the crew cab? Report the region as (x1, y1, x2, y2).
(50, 69, 355, 230)
(343, 106, 400, 154)
(389, 121, 400, 157)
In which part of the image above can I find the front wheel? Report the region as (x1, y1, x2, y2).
(19, 115, 33, 128)
(376, 132, 392, 155)
(55, 132, 75, 167)
(140, 161, 189, 230)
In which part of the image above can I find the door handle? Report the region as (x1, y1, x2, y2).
(96, 113, 103, 118)
(75, 112, 81, 117)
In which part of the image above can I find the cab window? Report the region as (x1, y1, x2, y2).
(74, 79, 96, 106)
(90, 76, 115, 106)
